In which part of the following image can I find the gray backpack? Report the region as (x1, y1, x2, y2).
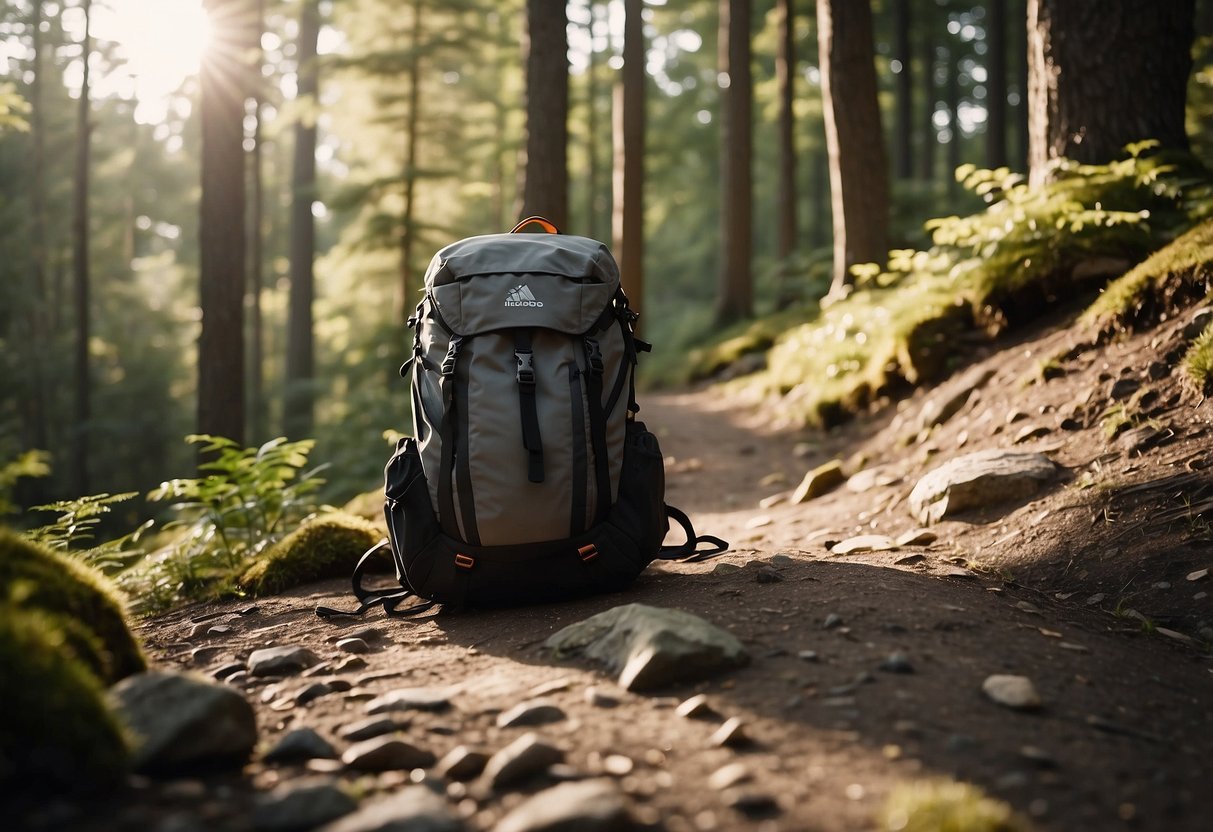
(318, 218, 727, 618)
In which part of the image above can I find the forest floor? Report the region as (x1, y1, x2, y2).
(45, 301, 1213, 832)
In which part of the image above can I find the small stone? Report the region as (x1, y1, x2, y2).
(294, 682, 333, 706)
(823, 613, 843, 630)
(264, 728, 338, 764)
(212, 662, 245, 681)
(1058, 417, 1082, 431)
(483, 733, 564, 789)
(527, 678, 574, 698)
(1085, 593, 1106, 605)
(894, 529, 936, 546)
(790, 460, 845, 503)
(314, 786, 459, 832)
(675, 694, 717, 720)
(251, 780, 357, 832)
(248, 646, 323, 678)
(1019, 745, 1057, 768)
(1147, 361, 1169, 381)
(365, 686, 454, 714)
(602, 754, 634, 776)
(336, 638, 371, 655)
(709, 717, 750, 748)
(332, 656, 368, 674)
(982, 675, 1042, 710)
(754, 566, 784, 583)
(494, 779, 633, 832)
(745, 515, 773, 529)
(1109, 378, 1141, 399)
(338, 717, 403, 742)
(584, 687, 620, 708)
(829, 535, 898, 555)
(496, 700, 567, 728)
(1013, 425, 1051, 444)
(1187, 568, 1209, 582)
(797, 650, 819, 663)
(435, 746, 489, 782)
(726, 790, 780, 818)
(712, 562, 743, 576)
(707, 762, 751, 790)
(341, 736, 436, 772)
(879, 652, 914, 674)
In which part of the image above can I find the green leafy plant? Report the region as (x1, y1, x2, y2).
(128, 435, 329, 610)
(26, 493, 150, 570)
(0, 449, 51, 516)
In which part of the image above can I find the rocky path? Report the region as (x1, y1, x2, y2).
(40, 375, 1213, 832)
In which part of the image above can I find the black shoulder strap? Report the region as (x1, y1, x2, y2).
(657, 505, 730, 562)
(315, 540, 438, 619)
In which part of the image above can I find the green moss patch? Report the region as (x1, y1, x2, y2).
(237, 511, 382, 595)
(1083, 218, 1213, 336)
(0, 529, 145, 683)
(881, 779, 1032, 832)
(1182, 321, 1213, 393)
(0, 604, 130, 795)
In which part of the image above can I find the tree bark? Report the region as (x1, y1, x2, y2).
(776, 0, 797, 259)
(946, 44, 961, 195)
(817, 0, 888, 297)
(27, 0, 48, 453)
(715, 0, 754, 325)
(613, 0, 645, 321)
(399, 0, 423, 325)
(285, 0, 320, 440)
(586, 3, 600, 242)
(891, 0, 913, 179)
(520, 0, 569, 229)
(1014, 0, 1029, 171)
(248, 0, 266, 442)
(1027, 0, 1194, 185)
(986, 0, 1008, 169)
(72, 0, 92, 494)
(918, 1, 936, 182)
(198, 0, 253, 446)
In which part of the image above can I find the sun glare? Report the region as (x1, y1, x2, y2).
(92, 0, 212, 123)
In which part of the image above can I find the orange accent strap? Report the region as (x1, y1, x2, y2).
(511, 216, 560, 234)
(578, 544, 599, 562)
(454, 553, 475, 569)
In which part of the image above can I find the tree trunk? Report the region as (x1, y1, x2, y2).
(946, 44, 961, 196)
(27, 0, 48, 453)
(586, 3, 600, 241)
(776, 0, 797, 259)
(1027, 0, 1194, 185)
(613, 0, 645, 321)
(248, 0, 267, 443)
(715, 0, 754, 325)
(285, 0, 320, 440)
(918, 2, 936, 182)
(520, 0, 569, 229)
(817, 0, 888, 298)
(71, 0, 92, 495)
(198, 0, 253, 446)
(809, 148, 828, 247)
(986, 0, 1008, 168)
(892, 0, 913, 179)
(399, 0, 423, 325)
(1014, 0, 1029, 171)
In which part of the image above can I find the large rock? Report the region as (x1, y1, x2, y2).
(545, 604, 749, 691)
(108, 670, 257, 774)
(908, 450, 1058, 525)
(252, 780, 358, 832)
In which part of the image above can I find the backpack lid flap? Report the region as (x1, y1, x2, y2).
(425, 234, 621, 336)
(430, 274, 615, 337)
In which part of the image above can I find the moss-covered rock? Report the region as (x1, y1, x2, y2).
(1182, 321, 1213, 394)
(237, 511, 383, 596)
(0, 529, 145, 683)
(0, 604, 130, 796)
(881, 779, 1032, 832)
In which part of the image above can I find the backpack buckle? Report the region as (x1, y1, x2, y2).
(454, 553, 475, 569)
(583, 338, 604, 375)
(578, 543, 599, 562)
(441, 337, 463, 376)
(515, 350, 535, 385)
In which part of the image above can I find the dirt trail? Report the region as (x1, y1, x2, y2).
(86, 364, 1213, 832)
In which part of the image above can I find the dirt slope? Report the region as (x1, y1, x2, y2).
(30, 303, 1213, 832)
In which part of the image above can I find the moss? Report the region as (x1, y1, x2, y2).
(237, 511, 382, 595)
(1083, 218, 1213, 336)
(881, 779, 1032, 832)
(341, 488, 387, 524)
(1182, 321, 1213, 393)
(0, 529, 145, 683)
(0, 604, 130, 797)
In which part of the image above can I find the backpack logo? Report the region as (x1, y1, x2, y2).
(505, 284, 544, 308)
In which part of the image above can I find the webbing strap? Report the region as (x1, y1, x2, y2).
(583, 337, 612, 524)
(658, 504, 730, 562)
(514, 330, 544, 483)
(315, 540, 438, 619)
(436, 337, 462, 539)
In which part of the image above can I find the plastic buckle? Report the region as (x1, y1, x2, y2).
(454, 553, 475, 569)
(515, 350, 536, 385)
(584, 338, 604, 375)
(441, 337, 462, 376)
(578, 543, 599, 562)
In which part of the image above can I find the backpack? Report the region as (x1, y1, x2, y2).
(317, 218, 727, 619)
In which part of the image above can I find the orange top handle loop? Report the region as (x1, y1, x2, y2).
(510, 216, 560, 234)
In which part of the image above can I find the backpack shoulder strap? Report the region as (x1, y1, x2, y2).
(315, 540, 437, 619)
(657, 504, 730, 563)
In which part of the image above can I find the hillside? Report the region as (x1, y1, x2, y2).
(18, 288, 1210, 832)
